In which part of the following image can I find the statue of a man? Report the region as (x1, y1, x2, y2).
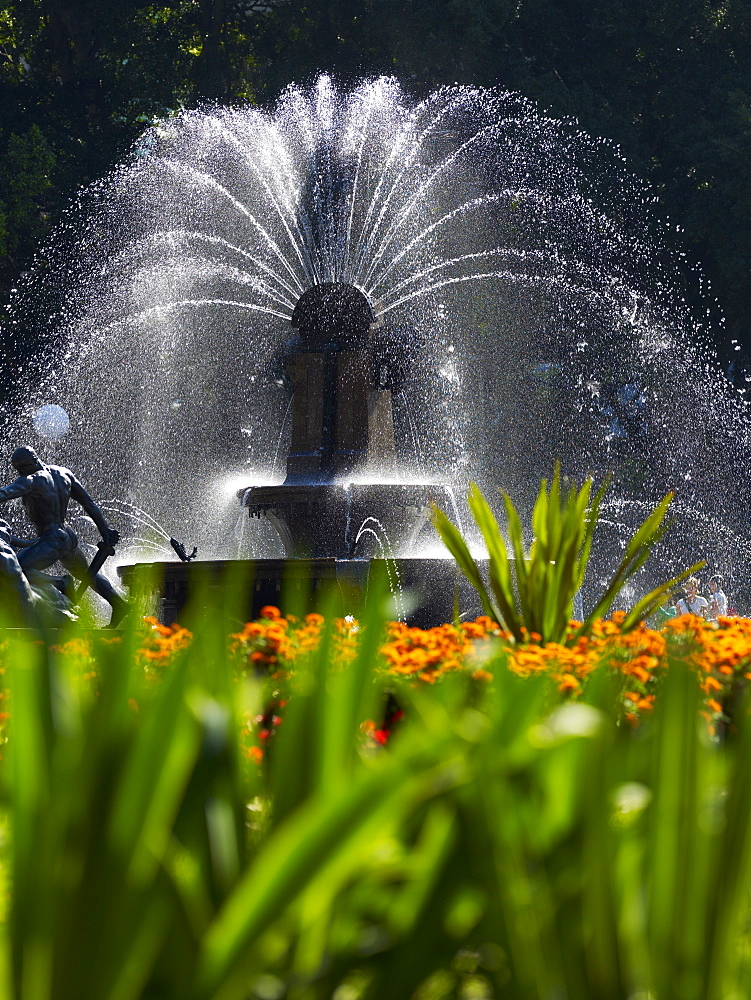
(0, 446, 128, 626)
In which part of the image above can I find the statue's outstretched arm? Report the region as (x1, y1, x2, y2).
(0, 519, 32, 548)
(70, 479, 120, 545)
(0, 477, 31, 504)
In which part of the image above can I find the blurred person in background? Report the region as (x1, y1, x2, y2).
(708, 575, 728, 619)
(676, 577, 709, 618)
(651, 592, 678, 627)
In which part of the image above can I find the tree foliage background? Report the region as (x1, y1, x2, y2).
(1, 0, 750, 363)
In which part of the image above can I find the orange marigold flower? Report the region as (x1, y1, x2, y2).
(474, 615, 500, 633)
(259, 605, 281, 620)
(472, 668, 493, 682)
(558, 673, 580, 694)
(630, 665, 653, 685)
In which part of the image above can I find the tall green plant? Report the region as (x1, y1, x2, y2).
(431, 465, 702, 643)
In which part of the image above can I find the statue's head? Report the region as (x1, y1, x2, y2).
(11, 446, 42, 475)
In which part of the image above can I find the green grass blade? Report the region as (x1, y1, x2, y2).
(431, 502, 494, 618)
(467, 483, 520, 636)
(194, 740, 453, 999)
(621, 561, 705, 630)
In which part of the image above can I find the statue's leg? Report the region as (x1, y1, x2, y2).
(92, 572, 130, 627)
(61, 547, 129, 626)
(17, 533, 70, 573)
(1, 542, 74, 625)
(58, 545, 86, 579)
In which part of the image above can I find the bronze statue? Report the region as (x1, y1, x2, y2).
(0, 447, 128, 626)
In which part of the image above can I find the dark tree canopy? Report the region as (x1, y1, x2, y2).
(1, 0, 750, 366)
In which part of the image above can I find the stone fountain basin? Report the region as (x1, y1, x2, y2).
(117, 555, 481, 628)
(238, 481, 456, 559)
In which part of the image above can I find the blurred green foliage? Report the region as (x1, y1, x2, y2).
(0, 124, 55, 260)
(0, 572, 751, 999)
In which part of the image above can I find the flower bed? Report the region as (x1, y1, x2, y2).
(228, 606, 751, 726)
(1, 607, 748, 763)
(159, 607, 751, 756)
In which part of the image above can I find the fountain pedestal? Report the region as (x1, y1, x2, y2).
(242, 282, 436, 561)
(284, 282, 377, 483)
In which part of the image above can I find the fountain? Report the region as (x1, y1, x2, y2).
(4, 75, 751, 621)
(240, 280, 450, 562)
